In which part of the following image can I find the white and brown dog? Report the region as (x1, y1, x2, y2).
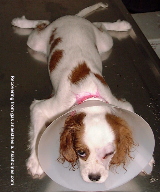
(12, 3, 153, 183)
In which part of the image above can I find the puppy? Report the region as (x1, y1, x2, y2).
(12, 3, 153, 183)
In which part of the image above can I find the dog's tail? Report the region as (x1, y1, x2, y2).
(76, 2, 108, 18)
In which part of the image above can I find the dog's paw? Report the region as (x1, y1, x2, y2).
(124, 101, 134, 112)
(149, 157, 155, 168)
(118, 98, 134, 112)
(116, 20, 132, 31)
(26, 156, 44, 177)
(140, 157, 155, 175)
(11, 16, 27, 28)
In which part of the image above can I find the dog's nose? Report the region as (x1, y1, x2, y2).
(88, 173, 101, 182)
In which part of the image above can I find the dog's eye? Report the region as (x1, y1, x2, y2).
(103, 152, 114, 159)
(77, 150, 86, 157)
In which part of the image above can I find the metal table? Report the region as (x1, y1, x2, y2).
(1, 0, 160, 191)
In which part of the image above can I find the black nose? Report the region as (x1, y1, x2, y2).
(88, 173, 101, 182)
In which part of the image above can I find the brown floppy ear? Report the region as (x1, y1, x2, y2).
(106, 113, 135, 167)
(59, 112, 86, 168)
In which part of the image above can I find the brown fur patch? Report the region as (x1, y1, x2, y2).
(36, 23, 48, 31)
(94, 73, 108, 86)
(50, 37, 62, 53)
(106, 113, 135, 167)
(68, 62, 90, 84)
(49, 28, 57, 44)
(49, 49, 63, 72)
(117, 98, 126, 102)
(58, 112, 90, 169)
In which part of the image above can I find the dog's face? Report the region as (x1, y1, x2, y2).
(59, 106, 134, 183)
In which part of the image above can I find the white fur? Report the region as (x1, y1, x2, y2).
(79, 107, 115, 182)
(12, 3, 153, 183)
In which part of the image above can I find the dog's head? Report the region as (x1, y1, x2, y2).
(59, 106, 134, 183)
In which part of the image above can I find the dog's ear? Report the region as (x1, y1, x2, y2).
(59, 122, 78, 165)
(106, 113, 135, 167)
(59, 112, 86, 168)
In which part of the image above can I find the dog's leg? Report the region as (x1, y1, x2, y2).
(12, 16, 50, 29)
(27, 48, 47, 63)
(93, 20, 133, 112)
(26, 28, 49, 54)
(27, 98, 54, 177)
(93, 25, 113, 55)
(141, 157, 155, 175)
(114, 98, 134, 112)
(76, 2, 108, 17)
(93, 20, 132, 32)
(27, 96, 68, 177)
(12, 16, 50, 54)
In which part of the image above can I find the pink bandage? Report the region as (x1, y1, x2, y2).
(75, 91, 106, 104)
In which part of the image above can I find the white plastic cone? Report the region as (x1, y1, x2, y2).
(38, 100, 155, 191)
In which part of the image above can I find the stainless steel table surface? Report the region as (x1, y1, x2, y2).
(1, 0, 160, 191)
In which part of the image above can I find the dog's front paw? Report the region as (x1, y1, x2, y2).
(26, 156, 44, 177)
(118, 98, 134, 112)
(141, 157, 155, 175)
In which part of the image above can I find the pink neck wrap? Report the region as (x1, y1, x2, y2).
(75, 91, 106, 104)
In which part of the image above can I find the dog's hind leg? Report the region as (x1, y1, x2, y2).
(76, 2, 108, 17)
(12, 16, 50, 54)
(93, 25, 113, 55)
(93, 20, 132, 32)
(11, 16, 50, 29)
(93, 20, 131, 55)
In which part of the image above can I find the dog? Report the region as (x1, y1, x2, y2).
(12, 3, 154, 183)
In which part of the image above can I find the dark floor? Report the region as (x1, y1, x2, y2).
(0, 0, 160, 191)
(122, 0, 160, 13)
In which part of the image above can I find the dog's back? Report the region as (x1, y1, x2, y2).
(46, 16, 108, 89)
